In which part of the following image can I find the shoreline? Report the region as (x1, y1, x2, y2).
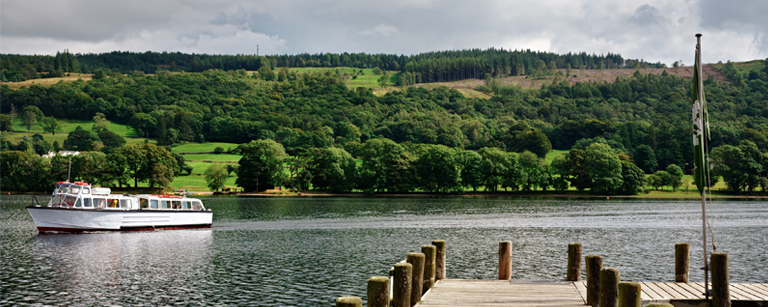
(226, 191, 768, 199)
(6, 190, 767, 199)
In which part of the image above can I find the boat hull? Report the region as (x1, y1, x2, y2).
(27, 206, 212, 232)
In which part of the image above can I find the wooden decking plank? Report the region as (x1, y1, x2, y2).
(572, 281, 588, 304)
(726, 284, 752, 300)
(653, 282, 689, 299)
(687, 282, 707, 296)
(666, 282, 699, 300)
(741, 283, 768, 297)
(730, 284, 764, 301)
(641, 282, 670, 300)
(638, 283, 653, 301)
(674, 282, 706, 299)
(640, 282, 668, 300)
(737, 283, 768, 298)
(756, 284, 768, 293)
(649, 282, 681, 299)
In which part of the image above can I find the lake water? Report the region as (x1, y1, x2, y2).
(1, 196, 767, 306)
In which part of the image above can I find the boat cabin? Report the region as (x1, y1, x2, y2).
(136, 195, 205, 211)
(47, 182, 206, 211)
(48, 181, 135, 209)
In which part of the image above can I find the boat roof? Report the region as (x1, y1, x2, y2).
(56, 181, 91, 187)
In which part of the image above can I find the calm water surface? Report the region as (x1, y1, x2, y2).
(1, 196, 767, 306)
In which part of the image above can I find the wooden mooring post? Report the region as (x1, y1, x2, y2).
(567, 242, 582, 281)
(586, 255, 603, 307)
(618, 282, 641, 307)
(422, 245, 437, 293)
(391, 263, 412, 307)
(675, 243, 690, 282)
(407, 252, 425, 306)
(711, 253, 730, 307)
(499, 241, 512, 280)
(432, 240, 446, 280)
(367, 276, 389, 307)
(335, 296, 362, 307)
(600, 267, 620, 307)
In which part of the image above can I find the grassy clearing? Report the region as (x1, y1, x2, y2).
(287, 67, 387, 90)
(182, 154, 241, 162)
(641, 174, 729, 195)
(545, 149, 569, 163)
(3, 73, 93, 90)
(172, 161, 239, 191)
(730, 59, 766, 73)
(5, 117, 149, 145)
(170, 174, 238, 191)
(11, 117, 137, 136)
(172, 142, 240, 153)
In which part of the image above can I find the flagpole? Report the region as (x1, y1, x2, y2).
(695, 33, 710, 300)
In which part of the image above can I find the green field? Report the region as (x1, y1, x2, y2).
(171, 142, 240, 153)
(731, 59, 766, 73)
(171, 165, 238, 191)
(182, 154, 241, 162)
(544, 149, 568, 163)
(172, 143, 241, 191)
(287, 67, 394, 89)
(5, 117, 150, 146)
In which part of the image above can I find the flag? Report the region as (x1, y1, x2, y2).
(692, 36, 710, 192)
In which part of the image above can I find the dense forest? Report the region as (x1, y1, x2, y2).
(1, 48, 664, 82)
(1, 49, 767, 194)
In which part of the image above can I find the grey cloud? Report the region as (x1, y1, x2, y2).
(629, 4, 662, 27)
(0, 0, 764, 64)
(0, 0, 179, 42)
(698, 0, 768, 53)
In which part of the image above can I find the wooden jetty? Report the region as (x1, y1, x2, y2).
(335, 241, 768, 307)
(420, 279, 585, 307)
(417, 280, 768, 307)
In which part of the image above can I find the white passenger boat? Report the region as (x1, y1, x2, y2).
(27, 181, 213, 232)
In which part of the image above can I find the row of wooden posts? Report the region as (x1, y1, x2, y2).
(336, 240, 446, 307)
(336, 241, 731, 307)
(559, 242, 730, 307)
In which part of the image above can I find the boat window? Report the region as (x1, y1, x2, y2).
(70, 186, 81, 194)
(94, 198, 106, 209)
(160, 200, 169, 209)
(192, 201, 203, 210)
(83, 198, 92, 208)
(140, 199, 149, 209)
(120, 199, 131, 209)
(49, 195, 63, 207)
(150, 200, 158, 209)
(172, 201, 181, 209)
(74, 198, 81, 208)
(82, 187, 90, 194)
(63, 196, 78, 207)
(106, 199, 118, 208)
(183, 201, 191, 210)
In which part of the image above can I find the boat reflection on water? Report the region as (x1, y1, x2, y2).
(32, 230, 213, 306)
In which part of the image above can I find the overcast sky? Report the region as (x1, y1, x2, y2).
(2, 0, 767, 66)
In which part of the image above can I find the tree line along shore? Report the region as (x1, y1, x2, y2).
(1, 50, 767, 195)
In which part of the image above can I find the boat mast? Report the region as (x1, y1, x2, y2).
(67, 156, 72, 182)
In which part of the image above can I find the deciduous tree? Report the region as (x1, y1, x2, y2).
(41, 117, 60, 135)
(236, 139, 287, 192)
(586, 143, 622, 194)
(414, 145, 460, 193)
(204, 164, 228, 192)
